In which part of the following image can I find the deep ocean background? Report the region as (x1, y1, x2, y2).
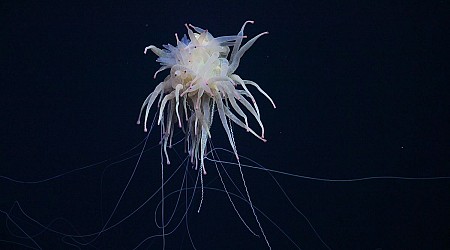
(1, 1, 449, 249)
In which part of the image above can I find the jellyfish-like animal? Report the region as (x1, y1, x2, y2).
(137, 21, 276, 175)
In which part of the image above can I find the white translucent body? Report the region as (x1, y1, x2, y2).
(137, 21, 275, 175)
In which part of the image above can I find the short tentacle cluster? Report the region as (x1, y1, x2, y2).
(137, 21, 275, 174)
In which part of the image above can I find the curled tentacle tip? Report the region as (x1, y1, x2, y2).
(136, 120, 141, 125)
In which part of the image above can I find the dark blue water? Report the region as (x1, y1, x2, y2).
(2, 1, 449, 249)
